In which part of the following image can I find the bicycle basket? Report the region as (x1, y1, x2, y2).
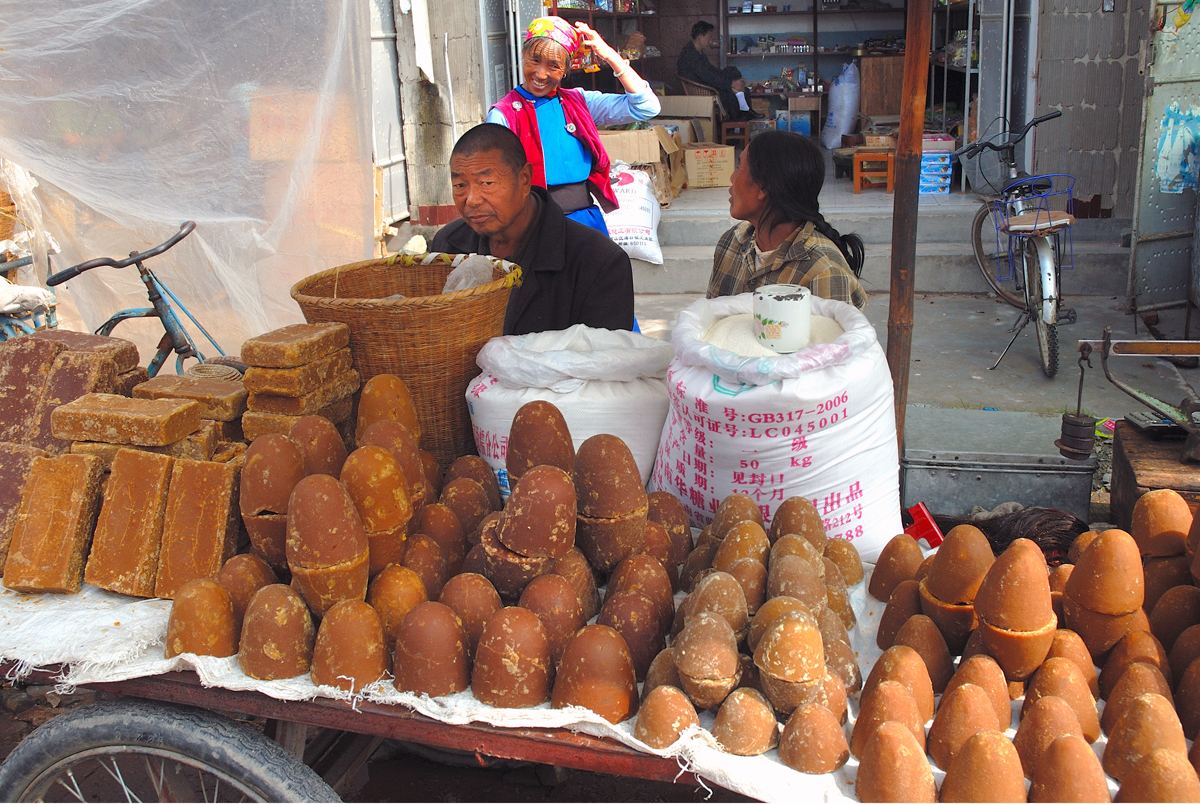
(991, 174, 1076, 236)
(290, 252, 520, 469)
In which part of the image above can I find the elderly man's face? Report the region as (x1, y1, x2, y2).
(450, 149, 533, 239)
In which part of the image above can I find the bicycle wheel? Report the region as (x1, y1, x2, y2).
(1022, 238, 1058, 378)
(971, 203, 1024, 309)
(0, 699, 339, 803)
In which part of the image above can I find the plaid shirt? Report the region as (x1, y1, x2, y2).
(706, 221, 868, 310)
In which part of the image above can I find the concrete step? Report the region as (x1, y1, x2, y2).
(634, 241, 1130, 296)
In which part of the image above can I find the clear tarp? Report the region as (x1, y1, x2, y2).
(0, 0, 374, 360)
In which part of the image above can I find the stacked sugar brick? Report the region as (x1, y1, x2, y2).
(1, 390, 243, 598)
(240, 323, 359, 444)
(0, 331, 146, 577)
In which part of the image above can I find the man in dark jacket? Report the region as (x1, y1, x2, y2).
(431, 123, 635, 337)
(677, 21, 756, 121)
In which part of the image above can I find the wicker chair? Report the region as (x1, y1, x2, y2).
(679, 76, 746, 149)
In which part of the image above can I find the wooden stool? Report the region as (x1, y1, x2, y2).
(721, 121, 749, 150)
(852, 149, 895, 193)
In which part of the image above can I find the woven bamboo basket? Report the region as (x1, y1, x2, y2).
(290, 252, 519, 469)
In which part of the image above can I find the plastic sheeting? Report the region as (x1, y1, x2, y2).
(0, 0, 375, 360)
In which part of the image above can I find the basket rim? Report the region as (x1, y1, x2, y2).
(289, 253, 519, 309)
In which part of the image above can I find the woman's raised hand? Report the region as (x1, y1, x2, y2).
(574, 21, 622, 66)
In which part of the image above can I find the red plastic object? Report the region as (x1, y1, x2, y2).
(905, 502, 944, 548)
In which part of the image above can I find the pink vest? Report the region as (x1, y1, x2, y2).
(493, 87, 619, 214)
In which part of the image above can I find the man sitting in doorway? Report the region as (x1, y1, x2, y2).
(676, 21, 758, 121)
(431, 123, 635, 337)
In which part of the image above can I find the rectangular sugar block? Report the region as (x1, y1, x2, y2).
(84, 449, 174, 597)
(241, 394, 353, 441)
(133, 374, 247, 421)
(27, 330, 140, 373)
(0, 443, 48, 569)
(246, 370, 360, 416)
(27, 351, 119, 454)
(242, 348, 352, 397)
(0, 338, 67, 443)
(154, 459, 240, 599)
(3, 453, 104, 594)
(241, 322, 350, 369)
(51, 394, 202, 447)
(114, 367, 150, 398)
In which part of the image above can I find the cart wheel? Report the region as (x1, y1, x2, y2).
(0, 699, 339, 803)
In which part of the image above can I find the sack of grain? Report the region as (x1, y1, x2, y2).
(467, 325, 674, 499)
(651, 293, 901, 562)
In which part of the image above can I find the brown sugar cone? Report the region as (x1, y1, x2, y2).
(575, 508, 647, 574)
(355, 374, 420, 442)
(824, 536, 863, 586)
(520, 573, 586, 668)
(243, 513, 288, 573)
(850, 679, 926, 759)
(472, 607, 552, 708)
(1022, 657, 1101, 743)
(854, 720, 936, 804)
(1103, 692, 1187, 782)
(444, 455, 501, 514)
(893, 614, 954, 694)
(437, 572, 500, 660)
(978, 616, 1058, 682)
(939, 730, 1028, 804)
(552, 624, 638, 724)
(712, 688, 779, 756)
(1049, 563, 1072, 626)
(401, 533, 448, 600)
(1101, 630, 1172, 700)
(311, 600, 389, 693)
(823, 631, 862, 694)
(1170, 624, 1200, 688)
(974, 537, 1054, 632)
(1068, 530, 1101, 565)
(358, 420, 429, 513)
(748, 595, 807, 653)
(1115, 748, 1200, 803)
(914, 553, 935, 584)
(861, 644, 936, 724)
(1063, 591, 1150, 662)
(635, 685, 698, 749)
(1190, 735, 1200, 779)
(771, 533, 826, 576)
(289, 415, 348, 478)
(1103, 661, 1174, 736)
(766, 554, 826, 615)
(1046, 628, 1100, 698)
(923, 524, 994, 605)
(945, 654, 1013, 732)
(505, 400, 575, 484)
(366, 561, 428, 637)
(440, 477, 491, 537)
(240, 434, 307, 517)
(876, 578, 922, 650)
(574, 434, 647, 520)
(928, 682, 1002, 771)
(606, 554, 675, 638)
(779, 703, 849, 774)
(646, 491, 692, 568)
(867, 534, 924, 602)
(1131, 489, 1192, 557)
(340, 446, 412, 536)
(551, 547, 600, 622)
(710, 493, 763, 541)
(165, 580, 239, 659)
(393, 601, 469, 697)
(712, 520, 769, 571)
(1029, 734, 1112, 803)
(642, 648, 681, 702)
(752, 608, 824, 684)
(1145, 555, 1193, 614)
(498, 465, 575, 560)
(597, 589, 664, 682)
(691, 570, 750, 639)
(1171, 656, 1200, 740)
(769, 495, 826, 549)
(1014, 695, 1084, 779)
(1064, 529, 1145, 616)
(726, 557, 767, 616)
(679, 539, 718, 594)
(238, 584, 315, 680)
(1149, 584, 1200, 654)
(218, 554, 279, 625)
(918, 579, 977, 656)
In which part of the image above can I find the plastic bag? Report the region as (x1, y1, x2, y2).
(467, 325, 674, 497)
(602, 168, 663, 265)
(821, 62, 861, 150)
(0, 275, 54, 315)
(442, 254, 496, 293)
(652, 294, 902, 561)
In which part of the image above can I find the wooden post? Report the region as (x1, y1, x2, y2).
(886, 0, 933, 460)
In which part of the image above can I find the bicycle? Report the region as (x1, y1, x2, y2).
(958, 111, 1077, 378)
(5, 221, 230, 377)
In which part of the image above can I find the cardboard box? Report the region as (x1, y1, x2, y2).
(659, 95, 717, 142)
(654, 118, 700, 145)
(598, 126, 686, 206)
(683, 143, 736, 188)
(598, 129, 661, 166)
(863, 134, 897, 149)
(922, 135, 957, 152)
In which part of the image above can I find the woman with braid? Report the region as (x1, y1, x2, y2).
(707, 130, 867, 309)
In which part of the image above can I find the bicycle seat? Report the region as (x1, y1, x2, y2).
(1003, 174, 1053, 195)
(1001, 210, 1075, 235)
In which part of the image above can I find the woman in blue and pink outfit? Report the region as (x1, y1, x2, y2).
(487, 16, 660, 235)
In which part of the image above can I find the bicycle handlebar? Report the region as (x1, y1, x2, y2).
(47, 221, 196, 287)
(954, 110, 1062, 160)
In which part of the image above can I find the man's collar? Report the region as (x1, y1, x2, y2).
(510, 186, 567, 273)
